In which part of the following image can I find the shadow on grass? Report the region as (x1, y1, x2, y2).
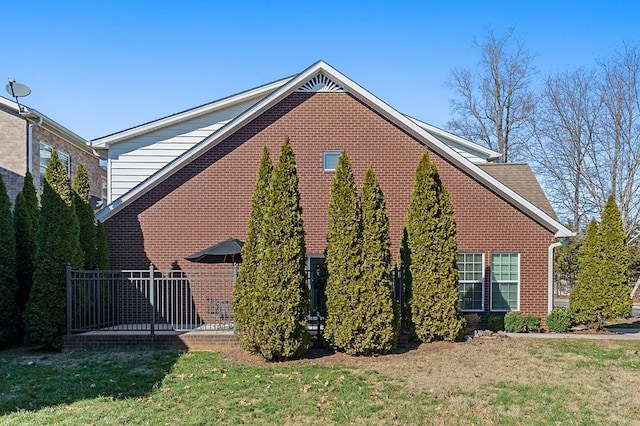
(0, 345, 182, 415)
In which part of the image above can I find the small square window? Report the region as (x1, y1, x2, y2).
(323, 151, 341, 171)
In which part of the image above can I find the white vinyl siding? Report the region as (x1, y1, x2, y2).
(490, 253, 520, 311)
(106, 101, 256, 202)
(458, 253, 484, 311)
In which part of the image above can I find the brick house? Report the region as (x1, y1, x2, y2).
(95, 61, 572, 320)
(0, 96, 106, 207)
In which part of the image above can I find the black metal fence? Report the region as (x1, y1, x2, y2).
(66, 264, 406, 336)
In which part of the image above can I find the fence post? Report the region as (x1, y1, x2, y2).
(66, 264, 72, 336)
(149, 264, 155, 336)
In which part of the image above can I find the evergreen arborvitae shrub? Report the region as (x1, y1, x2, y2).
(252, 138, 310, 360)
(570, 196, 632, 329)
(96, 221, 110, 270)
(404, 151, 465, 342)
(546, 307, 572, 333)
(324, 151, 363, 352)
(22, 171, 39, 228)
(357, 168, 398, 354)
(233, 147, 272, 352)
(0, 174, 20, 347)
(47, 150, 73, 205)
(73, 164, 98, 269)
(399, 227, 412, 330)
(598, 195, 632, 319)
(14, 197, 34, 314)
(24, 151, 83, 350)
(570, 219, 603, 326)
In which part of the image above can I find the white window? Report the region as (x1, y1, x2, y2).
(491, 253, 520, 311)
(323, 151, 341, 171)
(40, 143, 70, 186)
(458, 253, 484, 311)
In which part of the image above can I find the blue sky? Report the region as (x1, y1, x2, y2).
(3, 1, 639, 140)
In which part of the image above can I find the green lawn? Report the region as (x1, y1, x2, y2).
(1, 338, 639, 425)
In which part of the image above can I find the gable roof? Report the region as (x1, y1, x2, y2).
(406, 117, 501, 163)
(478, 163, 558, 220)
(95, 60, 572, 238)
(91, 77, 292, 150)
(0, 95, 96, 155)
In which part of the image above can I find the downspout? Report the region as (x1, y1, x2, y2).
(24, 112, 43, 175)
(548, 241, 564, 313)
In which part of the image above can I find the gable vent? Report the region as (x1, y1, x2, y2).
(296, 73, 346, 93)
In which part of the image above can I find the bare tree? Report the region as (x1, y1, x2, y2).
(529, 68, 602, 231)
(446, 28, 536, 162)
(592, 43, 640, 240)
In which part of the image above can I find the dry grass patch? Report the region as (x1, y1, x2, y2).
(2, 338, 640, 425)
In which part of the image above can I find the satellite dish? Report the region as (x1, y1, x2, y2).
(6, 79, 31, 112)
(6, 80, 31, 98)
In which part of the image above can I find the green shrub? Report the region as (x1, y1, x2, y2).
(487, 314, 504, 331)
(546, 307, 572, 333)
(324, 151, 364, 352)
(504, 312, 541, 332)
(504, 312, 523, 332)
(252, 138, 310, 360)
(233, 147, 272, 353)
(571, 197, 632, 327)
(14, 172, 38, 317)
(403, 151, 465, 342)
(73, 165, 98, 269)
(0, 173, 19, 347)
(24, 151, 83, 350)
(523, 315, 541, 332)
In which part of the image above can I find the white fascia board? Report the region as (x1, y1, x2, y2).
(405, 116, 502, 161)
(0, 96, 95, 155)
(97, 60, 574, 238)
(314, 63, 573, 238)
(0, 96, 19, 111)
(91, 77, 292, 148)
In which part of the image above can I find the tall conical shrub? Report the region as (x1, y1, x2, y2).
(404, 150, 465, 342)
(73, 164, 98, 269)
(24, 150, 83, 350)
(14, 173, 38, 314)
(324, 151, 363, 352)
(571, 219, 604, 326)
(359, 168, 398, 354)
(252, 138, 310, 360)
(599, 195, 632, 319)
(0, 174, 19, 347)
(233, 147, 272, 352)
(571, 196, 632, 327)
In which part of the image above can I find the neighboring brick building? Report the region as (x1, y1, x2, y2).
(0, 96, 105, 207)
(96, 61, 572, 320)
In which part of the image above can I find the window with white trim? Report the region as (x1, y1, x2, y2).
(39, 143, 71, 186)
(491, 253, 519, 311)
(458, 253, 484, 311)
(323, 151, 341, 171)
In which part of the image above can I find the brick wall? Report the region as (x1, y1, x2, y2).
(0, 107, 28, 202)
(32, 126, 105, 203)
(0, 106, 105, 205)
(104, 92, 555, 318)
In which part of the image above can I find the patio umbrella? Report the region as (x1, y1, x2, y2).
(185, 238, 244, 264)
